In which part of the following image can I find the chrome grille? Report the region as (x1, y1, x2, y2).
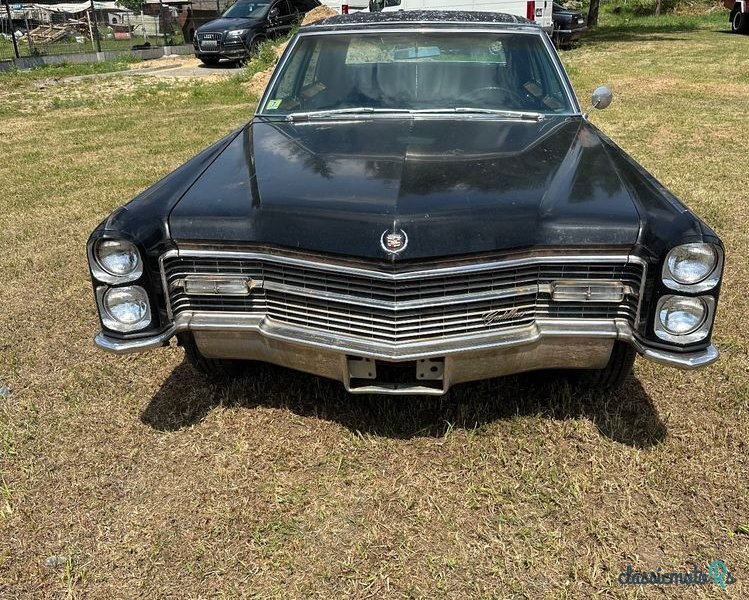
(196, 32, 221, 51)
(163, 254, 644, 344)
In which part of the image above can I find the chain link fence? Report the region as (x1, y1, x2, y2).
(0, 1, 210, 63)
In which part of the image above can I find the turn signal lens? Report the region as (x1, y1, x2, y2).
(552, 281, 626, 303)
(181, 275, 256, 296)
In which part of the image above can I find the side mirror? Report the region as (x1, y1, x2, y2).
(591, 85, 613, 110)
(269, 7, 279, 20)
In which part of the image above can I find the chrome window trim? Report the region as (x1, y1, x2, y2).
(255, 27, 582, 118)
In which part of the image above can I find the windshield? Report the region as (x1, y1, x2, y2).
(261, 31, 574, 116)
(222, 0, 270, 19)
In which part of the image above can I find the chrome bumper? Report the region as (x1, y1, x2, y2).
(95, 313, 719, 394)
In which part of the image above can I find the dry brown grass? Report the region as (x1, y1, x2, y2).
(1, 22, 749, 599)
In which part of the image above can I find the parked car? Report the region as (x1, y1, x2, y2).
(193, 0, 320, 65)
(725, 0, 749, 33)
(369, 0, 553, 32)
(89, 11, 723, 395)
(552, 2, 586, 45)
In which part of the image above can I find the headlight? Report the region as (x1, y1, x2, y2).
(98, 286, 152, 333)
(662, 243, 721, 292)
(226, 29, 247, 38)
(655, 295, 714, 344)
(90, 239, 143, 283)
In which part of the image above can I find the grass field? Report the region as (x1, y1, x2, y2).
(1, 13, 749, 599)
(0, 30, 185, 62)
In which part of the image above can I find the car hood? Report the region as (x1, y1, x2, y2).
(197, 17, 262, 33)
(168, 116, 644, 261)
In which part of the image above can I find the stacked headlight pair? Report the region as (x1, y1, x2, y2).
(90, 239, 152, 333)
(656, 243, 721, 344)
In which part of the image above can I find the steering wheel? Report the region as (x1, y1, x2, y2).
(456, 85, 530, 108)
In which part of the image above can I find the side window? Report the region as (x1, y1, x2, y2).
(302, 42, 322, 88)
(274, 0, 293, 17)
(276, 38, 317, 98)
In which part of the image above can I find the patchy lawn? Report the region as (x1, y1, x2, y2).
(1, 15, 748, 599)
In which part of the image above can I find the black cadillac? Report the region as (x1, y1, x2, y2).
(88, 12, 723, 395)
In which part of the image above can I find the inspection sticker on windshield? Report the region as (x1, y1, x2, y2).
(266, 99, 282, 110)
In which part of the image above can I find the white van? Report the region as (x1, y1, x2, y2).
(368, 0, 552, 31)
(320, 0, 371, 14)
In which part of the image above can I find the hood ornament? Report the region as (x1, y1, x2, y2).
(381, 229, 408, 254)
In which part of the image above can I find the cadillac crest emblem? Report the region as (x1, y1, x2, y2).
(381, 229, 408, 254)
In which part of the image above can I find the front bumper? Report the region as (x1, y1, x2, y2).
(554, 25, 588, 41)
(194, 40, 248, 60)
(95, 312, 719, 394)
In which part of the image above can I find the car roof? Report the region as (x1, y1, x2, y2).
(301, 10, 538, 32)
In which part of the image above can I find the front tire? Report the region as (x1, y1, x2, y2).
(178, 332, 250, 378)
(574, 341, 637, 390)
(249, 36, 264, 57)
(732, 7, 749, 34)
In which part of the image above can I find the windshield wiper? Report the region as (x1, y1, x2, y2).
(284, 108, 411, 122)
(272, 107, 546, 122)
(414, 108, 546, 121)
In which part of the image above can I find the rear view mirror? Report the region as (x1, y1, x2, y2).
(592, 85, 613, 110)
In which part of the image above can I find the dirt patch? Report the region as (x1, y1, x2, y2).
(301, 4, 339, 26)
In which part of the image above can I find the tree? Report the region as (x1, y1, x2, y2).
(587, 0, 600, 28)
(117, 0, 145, 12)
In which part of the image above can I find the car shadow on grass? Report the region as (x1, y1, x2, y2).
(141, 360, 666, 448)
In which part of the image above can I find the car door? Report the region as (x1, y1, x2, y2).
(267, 0, 296, 38)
